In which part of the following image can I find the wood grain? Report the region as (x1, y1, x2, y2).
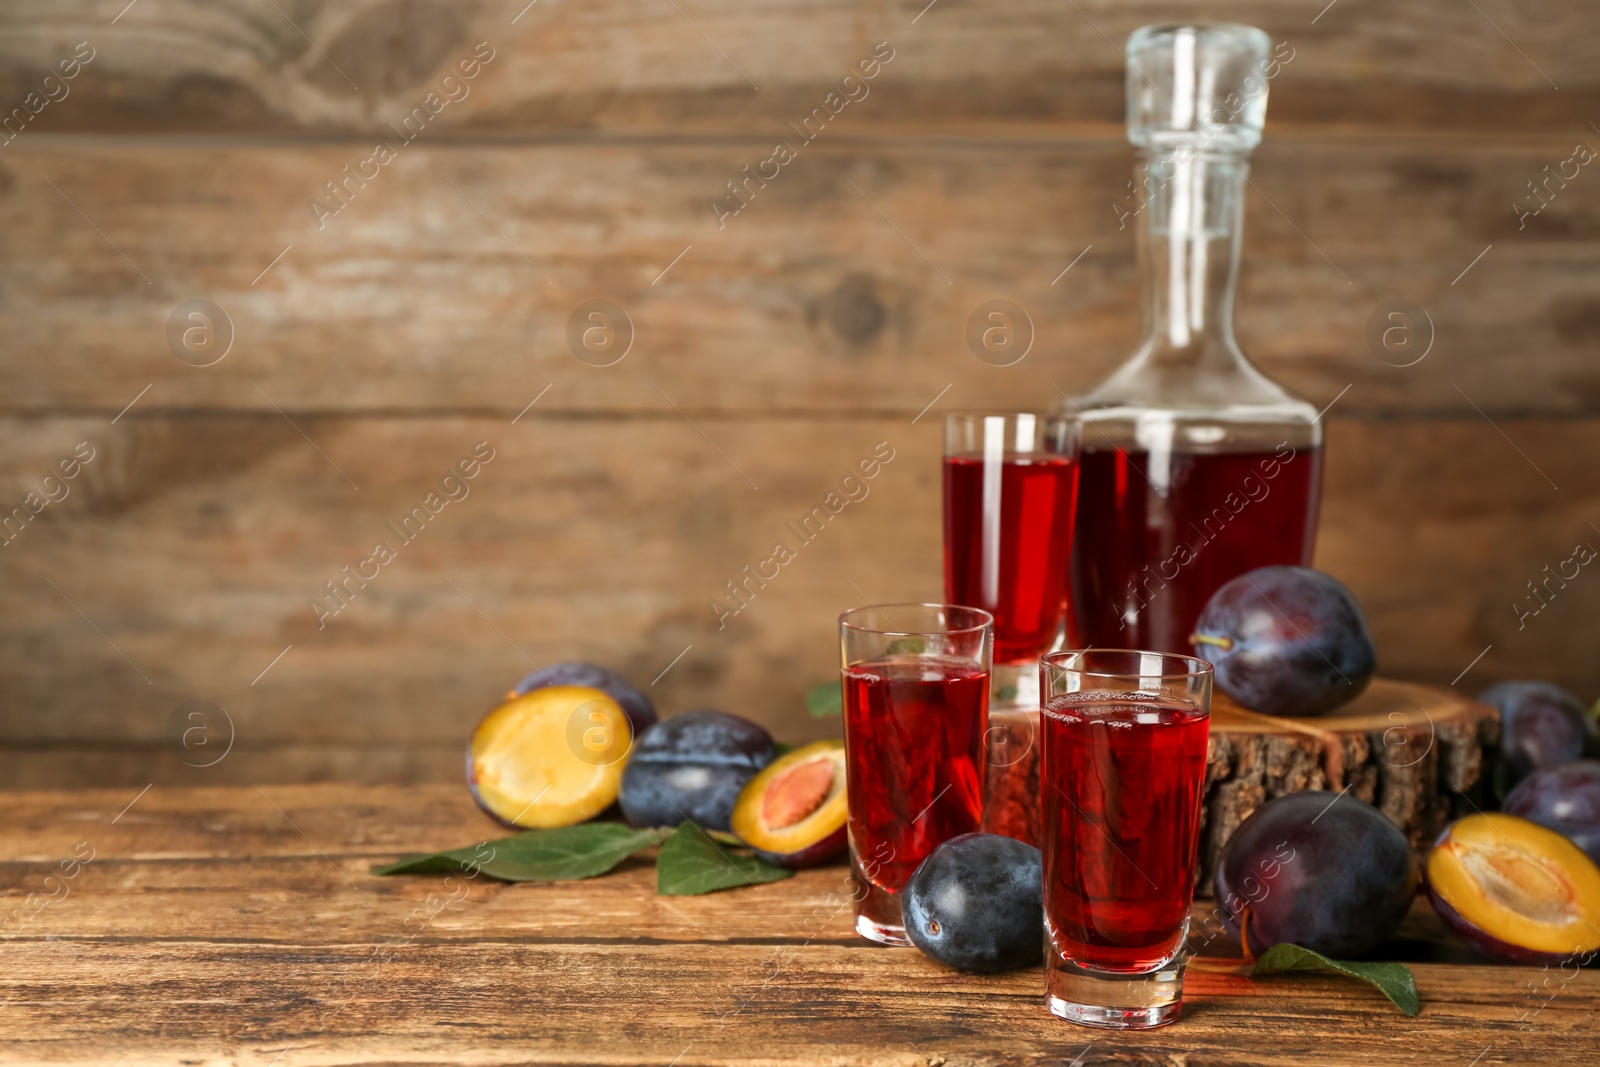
(0, 0, 1594, 136)
(0, 785, 1592, 1067)
(0, 138, 1597, 417)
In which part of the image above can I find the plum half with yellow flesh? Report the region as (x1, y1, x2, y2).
(731, 740, 847, 868)
(512, 662, 656, 739)
(467, 685, 635, 829)
(1425, 813, 1600, 965)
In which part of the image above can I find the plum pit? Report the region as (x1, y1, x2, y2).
(731, 740, 848, 868)
(1453, 842, 1576, 926)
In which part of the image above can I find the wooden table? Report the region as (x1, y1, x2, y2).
(3, 785, 1594, 1065)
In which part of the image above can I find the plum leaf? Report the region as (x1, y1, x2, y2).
(657, 821, 795, 895)
(372, 824, 671, 882)
(805, 682, 843, 718)
(1251, 943, 1420, 1016)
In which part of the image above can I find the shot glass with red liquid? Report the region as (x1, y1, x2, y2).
(943, 413, 1079, 667)
(1040, 649, 1212, 1029)
(839, 604, 993, 945)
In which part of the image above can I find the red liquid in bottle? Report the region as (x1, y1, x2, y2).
(1042, 691, 1209, 973)
(842, 657, 988, 893)
(1070, 445, 1321, 653)
(944, 453, 1079, 664)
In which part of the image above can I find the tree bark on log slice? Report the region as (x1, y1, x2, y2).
(1198, 679, 1500, 895)
(981, 679, 1500, 897)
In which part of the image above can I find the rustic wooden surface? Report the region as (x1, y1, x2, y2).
(2, 1, 1599, 786)
(3, 784, 1595, 1067)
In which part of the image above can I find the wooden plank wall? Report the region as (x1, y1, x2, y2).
(1, 0, 1597, 787)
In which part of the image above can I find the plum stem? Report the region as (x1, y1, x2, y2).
(1238, 906, 1256, 964)
(1190, 633, 1234, 652)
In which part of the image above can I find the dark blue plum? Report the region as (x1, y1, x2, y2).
(1502, 760, 1600, 865)
(1478, 681, 1598, 784)
(1191, 566, 1377, 717)
(903, 833, 1043, 974)
(514, 662, 656, 737)
(618, 711, 774, 831)
(1216, 791, 1416, 958)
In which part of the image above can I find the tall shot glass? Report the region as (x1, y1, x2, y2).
(839, 604, 993, 945)
(942, 413, 1080, 668)
(1040, 650, 1213, 1028)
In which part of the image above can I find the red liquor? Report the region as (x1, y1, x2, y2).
(1062, 18, 1323, 660)
(944, 453, 1079, 664)
(1042, 690, 1209, 973)
(841, 657, 988, 895)
(1071, 445, 1321, 654)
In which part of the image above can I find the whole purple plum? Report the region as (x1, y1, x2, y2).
(1477, 681, 1597, 784)
(904, 833, 1043, 973)
(513, 662, 656, 738)
(1216, 791, 1416, 959)
(619, 711, 775, 831)
(1502, 760, 1600, 865)
(1191, 566, 1377, 717)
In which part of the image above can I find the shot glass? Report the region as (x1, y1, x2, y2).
(838, 603, 993, 944)
(942, 413, 1080, 668)
(1040, 649, 1213, 1028)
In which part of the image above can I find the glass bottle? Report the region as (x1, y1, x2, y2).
(1068, 23, 1323, 655)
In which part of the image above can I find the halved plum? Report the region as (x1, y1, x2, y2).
(730, 740, 847, 868)
(1425, 813, 1600, 965)
(511, 662, 657, 739)
(467, 685, 634, 829)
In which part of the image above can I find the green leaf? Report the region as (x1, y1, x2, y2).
(771, 741, 794, 758)
(372, 824, 671, 882)
(1251, 943, 1420, 1016)
(656, 822, 795, 896)
(994, 684, 1020, 703)
(885, 636, 926, 656)
(805, 681, 842, 718)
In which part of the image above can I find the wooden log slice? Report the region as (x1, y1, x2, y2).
(980, 678, 1500, 897)
(1199, 679, 1501, 895)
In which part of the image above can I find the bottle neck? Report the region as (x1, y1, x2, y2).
(1134, 149, 1249, 368)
